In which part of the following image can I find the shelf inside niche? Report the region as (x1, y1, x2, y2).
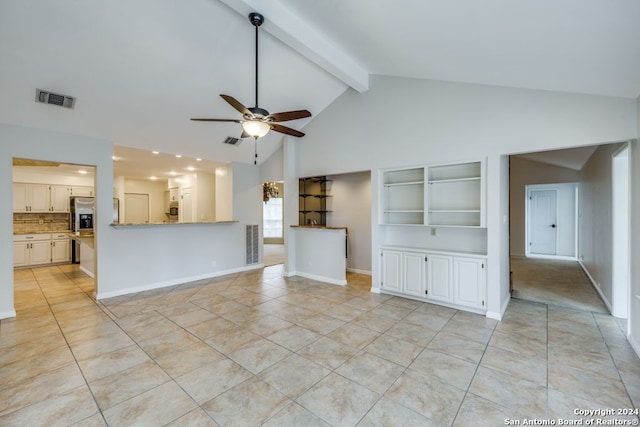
(428, 162, 481, 181)
(383, 168, 424, 185)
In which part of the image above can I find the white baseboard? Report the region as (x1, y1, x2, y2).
(96, 264, 264, 300)
(0, 310, 17, 320)
(370, 287, 381, 294)
(79, 266, 95, 278)
(628, 332, 640, 359)
(292, 271, 347, 286)
(578, 260, 612, 312)
(526, 253, 577, 261)
(347, 268, 372, 276)
(486, 295, 511, 321)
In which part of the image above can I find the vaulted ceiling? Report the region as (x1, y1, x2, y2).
(1, 0, 639, 173)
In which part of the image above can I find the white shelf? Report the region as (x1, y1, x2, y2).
(384, 181, 424, 187)
(428, 177, 480, 184)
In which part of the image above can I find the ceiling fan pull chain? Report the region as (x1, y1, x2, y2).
(254, 13, 260, 108)
(254, 137, 258, 165)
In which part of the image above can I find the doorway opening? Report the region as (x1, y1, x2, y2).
(12, 158, 97, 314)
(263, 181, 284, 266)
(611, 144, 630, 321)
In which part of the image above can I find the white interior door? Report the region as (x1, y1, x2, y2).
(181, 187, 193, 223)
(529, 189, 557, 255)
(125, 193, 149, 224)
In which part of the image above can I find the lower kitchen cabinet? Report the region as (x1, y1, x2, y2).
(381, 247, 486, 313)
(13, 233, 71, 267)
(51, 235, 71, 263)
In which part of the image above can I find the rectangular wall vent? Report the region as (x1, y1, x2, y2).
(245, 224, 259, 265)
(223, 137, 241, 146)
(35, 89, 75, 109)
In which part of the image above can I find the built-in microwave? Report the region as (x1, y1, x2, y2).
(168, 201, 179, 222)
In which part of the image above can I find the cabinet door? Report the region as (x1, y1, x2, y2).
(13, 183, 29, 212)
(50, 185, 70, 212)
(453, 257, 485, 309)
(426, 254, 452, 303)
(403, 252, 426, 297)
(51, 239, 71, 263)
(28, 184, 51, 212)
(71, 186, 94, 197)
(169, 188, 179, 201)
(30, 240, 52, 265)
(13, 242, 30, 267)
(381, 250, 402, 293)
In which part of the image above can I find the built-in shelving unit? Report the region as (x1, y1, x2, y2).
(380, 160, 485, 227)
(381, 167, 425, 225)
(299, 176, 332, 226)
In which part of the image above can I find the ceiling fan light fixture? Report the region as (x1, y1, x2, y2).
(242, 120, 270, 138)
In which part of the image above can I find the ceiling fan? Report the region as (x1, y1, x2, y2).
(191, 12, 311, 164)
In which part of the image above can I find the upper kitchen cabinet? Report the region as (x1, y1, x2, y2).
(13, 183, 70, 213)
(70, 186, 94, 197)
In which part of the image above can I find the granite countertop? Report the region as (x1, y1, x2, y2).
(111, 220, 238, 227)
(14, 230, 72, 235)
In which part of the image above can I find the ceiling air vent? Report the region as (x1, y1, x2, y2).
(35, 89, 75, 109)
(223, 137, 242, 146)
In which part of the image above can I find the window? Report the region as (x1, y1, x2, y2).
(263, 197, 283, 239)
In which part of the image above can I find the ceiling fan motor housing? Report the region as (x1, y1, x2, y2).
(249, 12, 264, 27)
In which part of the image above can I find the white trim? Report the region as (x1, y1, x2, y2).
(578, 260, 612, 313)
(526, 253, 577, 262)
(370, 286, 381, 294)
(0, 310, 16, 320)
(628, 331, 640, 359)
(96, 264, 264, 300)
(288, 271, 347, 286)
(347, 268, 372, 275)
(79, 266, 94, 278)
(487, 294, 511, 321)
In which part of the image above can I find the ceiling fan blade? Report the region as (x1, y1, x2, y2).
(190, 118, 241, 123)
(220, 94, 251, 116)
(240, 130, 250, 139)
(267, 110, 312, 122)
(270, 123, 305, 138)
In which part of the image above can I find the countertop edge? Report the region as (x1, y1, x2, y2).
(290, 225, 348, 231)
(111, 220, 238, 228)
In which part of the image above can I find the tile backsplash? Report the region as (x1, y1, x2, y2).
(13, 213, 70, 233)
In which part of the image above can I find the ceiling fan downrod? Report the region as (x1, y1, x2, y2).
(248, 12, 264, 110)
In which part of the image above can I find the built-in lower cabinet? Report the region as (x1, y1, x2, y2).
(380, 248, 486, 313)
(13, 233, 71, 268)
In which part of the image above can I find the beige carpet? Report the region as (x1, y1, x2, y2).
(510, 257, 609, 313)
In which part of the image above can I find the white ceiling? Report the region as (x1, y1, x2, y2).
(513, 145, 599, 170)
(1, 0, 638, 175)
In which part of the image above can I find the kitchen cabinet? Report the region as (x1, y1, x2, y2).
(380, 247, 486, 313)
(13, 183, 73, 213)
(13, 183, 50, 212)
(13, 234, 52, 267)
(70, 186, 94, 197)
(51, 233, 71, 263)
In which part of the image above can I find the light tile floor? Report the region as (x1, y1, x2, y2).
(1, 264, 639, 426)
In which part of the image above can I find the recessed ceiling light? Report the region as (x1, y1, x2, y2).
(149, 176, 157, 180)
(78, 170, 88, 175)
(112, 155, 118, 161)
(186, 166, 195, 171)
(169, 171, 177, 176)
(196, 158, 202, 162)
(152, 151, 159, 155)
(175, 154, 182, 158)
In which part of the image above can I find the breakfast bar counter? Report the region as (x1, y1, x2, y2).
(290, 225, 347, 286)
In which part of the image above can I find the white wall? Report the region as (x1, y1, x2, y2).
(327, 171, 371, 274)
(215, 164, 233, 221)
(260, 145, 284, 183)
(294, 75, 637, 319)
(578, 143, 625, 310)
(629, 98, 640, 354)
(509, 156, 580, 256)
